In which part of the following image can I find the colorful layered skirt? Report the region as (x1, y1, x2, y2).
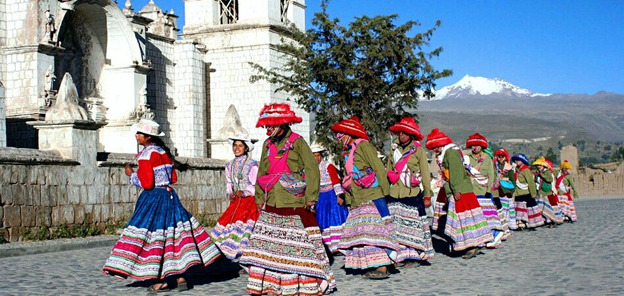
(386, 194, 435, 261)
(239, 205, 336, 296)
(476, 195, 504, 232)
(558, 193, 578, 222)
(337, 198, 401, 270)
(444, 192, 493, 251)
(210, 196, 260, 260)
(515, 194, 545, 228)
(499, 194, 517, 231)
(536, 194, 565, 224)
(315, 190, 349, 253)
(103, 187, 220, 280)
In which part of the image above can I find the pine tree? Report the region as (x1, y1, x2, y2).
(249, 0, 452, 156)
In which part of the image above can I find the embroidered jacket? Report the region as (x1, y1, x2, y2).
(225, 155, 258, 197)
(319, 160, 344, 195)
(129, 145, 177, 189)
(468, 152, 494, 196)
(387, 141, 432, 199)
(255, 130, 320, 208)
(344, 140, 389, 207)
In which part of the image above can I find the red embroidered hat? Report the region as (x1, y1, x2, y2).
(331, 116, 369, 140)
(389, 117, 424, 141)
(493, 148, 510, 162)
(466, 133, 488, 148)
(425, 128, 452, 150)
(256, 103, 303, 128)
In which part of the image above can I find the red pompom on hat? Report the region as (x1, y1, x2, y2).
(389, 117, 424, 141)
(331, 116, 369, 140)
(256, 103, 303, 128)
(425, 128, 453, 150)
(493, 148, 510, 162)
(466, 133, 488, 148)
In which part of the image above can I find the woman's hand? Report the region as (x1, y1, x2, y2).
(337, 194, 345, 206)
(453, 192, 461, 201)
(125, 164, 133, 176)
(305, 201, 316, 213)
(423, 197, 431, 208)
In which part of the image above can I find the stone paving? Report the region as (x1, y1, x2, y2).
(1, 198, 623, 296)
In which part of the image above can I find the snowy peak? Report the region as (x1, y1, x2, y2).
(432, 75, 550, 100)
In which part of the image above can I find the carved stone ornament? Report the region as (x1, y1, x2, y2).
(217, 105, 249, 139)
(45, 73, 90, 121)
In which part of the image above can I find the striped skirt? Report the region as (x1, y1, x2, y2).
(337, 198, 401, 269)
(444, 192, 493, 251)
(500, 195, 518, 231)
(432, 188, 449, 232)
(210, 196, 260, 260)
(558, 193, 578, 222)
(476, 195, 504, 231)
(103, 188, 220, 280)
(239, 206, 336, 295)
(386, 194, 435, 261)
(515, 194, 545, 228)
(536, 195, 565, 224)
(315, 190, 349, 253)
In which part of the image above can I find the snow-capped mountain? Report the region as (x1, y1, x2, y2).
(431, 75, 550, 100)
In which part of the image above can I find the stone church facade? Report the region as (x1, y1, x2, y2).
(0, 0, 309, 159)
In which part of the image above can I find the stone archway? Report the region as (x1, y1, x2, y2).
(55, 0, 148, 152)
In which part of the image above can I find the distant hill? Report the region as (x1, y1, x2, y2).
(417, 75, 624, 144)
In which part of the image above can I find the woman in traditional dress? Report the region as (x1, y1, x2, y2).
(511, 153, 545, 230)
(239, 103, 335, 295)
(386, 117, 434, 267)
(332, 116, 400, 279)
(492, 149, 517, 236)
(103, 119, 220, 293)
(465, 133, 504, 248)
(533, 157, 564, 227)
(310, 144, 349, 253)
(210, 135, 260, 261)
(556, 160, 579, 222)
(425, 128, 493, 259)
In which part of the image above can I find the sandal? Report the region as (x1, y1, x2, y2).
(361, 270, 389, 280)
(461, 249, 478, 259)
(147, 283, 171, 293)
(177, 281, 189, 292)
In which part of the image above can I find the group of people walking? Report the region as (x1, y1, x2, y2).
(101, 103, 579, 295)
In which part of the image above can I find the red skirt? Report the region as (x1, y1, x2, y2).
(216, 196, 260, 226)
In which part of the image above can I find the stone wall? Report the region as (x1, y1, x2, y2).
(0, 81, 5, 147)
(145, 34, 176, 150)
(0, 148, 227, 242)
(574, 162, 624, 196)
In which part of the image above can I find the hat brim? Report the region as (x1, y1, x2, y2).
(389, 125, 424, 141)
(131, 122, 165, 137)
(228, 138, 254, 152)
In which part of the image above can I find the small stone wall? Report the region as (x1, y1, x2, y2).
(574, 163, 624, 196)
(0, 148, 227, 242)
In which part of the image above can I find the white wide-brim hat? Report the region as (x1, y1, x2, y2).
(310, 143, 326, 153)
(132, 119, 165, 137)
(228, 134, 254, 152)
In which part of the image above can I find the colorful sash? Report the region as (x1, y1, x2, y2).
(342, 139, 378, 192)
(257, 133, 306, 196)
(515, 165, 530, 190)
(556, 172, 570, 192)
(387, 141, 422, 187)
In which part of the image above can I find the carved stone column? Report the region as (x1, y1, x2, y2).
(28, 73, 105, 166)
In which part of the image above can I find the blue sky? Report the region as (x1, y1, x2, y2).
(122, 0, 624, 94)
